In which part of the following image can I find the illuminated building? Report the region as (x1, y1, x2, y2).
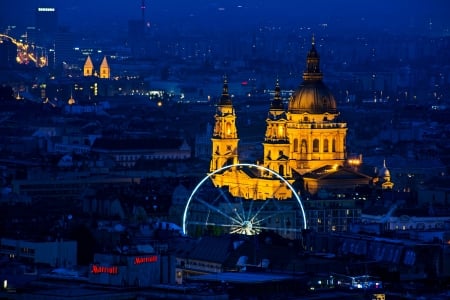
(89, 253, 174, 286)
(67, 93, 75, 105)
(209, 77, 294, 200)
(83, 55, 94, 76)
(99, 56, 110, 79)
(83, 55, 110, 79)
(210, 38, 371, 200)
(0, 34, 47, 68)
(375, 159, 394, 190)
(199, 38, 373, 234)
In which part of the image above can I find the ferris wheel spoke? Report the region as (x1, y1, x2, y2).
(218, 188, 244, 223)
(248, 199, 272, 223)
(251, 209, 292, 225)
(188, 221, 237, 227)
(230, 225, 260, 235)
(195, 198, 242, 224)
(247, 198, 255, 222)
(255, 225, 303, 232)
(183, 163, 307, 237)
(237, 197, 247, 221)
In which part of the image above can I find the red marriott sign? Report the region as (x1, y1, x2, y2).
(91, 264, 118, 275)
(134, 255, 158, 265)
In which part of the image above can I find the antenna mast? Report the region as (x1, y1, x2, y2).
(141, 0, 146, 23)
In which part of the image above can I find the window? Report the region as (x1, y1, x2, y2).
(323, 139, 329, 152)
(277, 125, 284, 137)
(293, 139, 298, 152)
(226, 122, 232, 136)
(313, 139, 319, 152)
(279, 165, 284, 176)
(332, 139, 336, 152)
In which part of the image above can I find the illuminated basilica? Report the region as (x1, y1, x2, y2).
(209, 38, 385, 201)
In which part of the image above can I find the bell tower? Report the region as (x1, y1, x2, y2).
(262, 80, 292, 178)
(210, 77, 239, 172)
(99, 56, 110, 79)
(83, 55, 94, 77)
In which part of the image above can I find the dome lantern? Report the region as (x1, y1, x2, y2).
(288, 36, 337, 116)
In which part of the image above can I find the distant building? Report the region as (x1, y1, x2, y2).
(11, 175, 141, 202)
(128, 19, 146, 58)
(99, 56, 110, 79)
(91, 137, 191, 168)
(0, 38, 17, 69)
(83, 55, 111, 79)
(0, 238, 77, 267)
(210, 37, 354, 199)
(89, 252, 175, 287)
(204, 37, 375, 235)
(55, 27, 75, 65)
(83, 55, 94, 77)
(194, 122, 212, 160)
(35, 7, 58, 47)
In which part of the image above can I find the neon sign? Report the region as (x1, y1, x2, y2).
(134, 255, 158, 265)
(37, 7, 56, 12)
(91, 264, 118, 275)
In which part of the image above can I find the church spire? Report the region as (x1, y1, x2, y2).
(83, 55, 94, 77)
(210, 76, 239, 172)
(219, 75, 232, 106)
(99, 56, 110, 79)
(270, 79, 283, 110)
(262, 78, 291, 178)
(303, 35, 323, 81)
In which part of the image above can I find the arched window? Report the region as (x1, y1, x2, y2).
(293, 139, 298, 152)
(332, 139, 336, 152)
(313, 139, 319, 152)
(277, 125, 284, 137)
(323, 139, 329, 152)
(226, 122, 232, 136)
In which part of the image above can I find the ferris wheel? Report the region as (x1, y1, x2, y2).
(182, 163, 307, 240)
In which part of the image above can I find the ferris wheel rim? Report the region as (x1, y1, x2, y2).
(182, 163, 307, 236)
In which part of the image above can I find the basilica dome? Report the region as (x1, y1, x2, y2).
(287, 37, 337, 115)
(288, 80, 337, 114)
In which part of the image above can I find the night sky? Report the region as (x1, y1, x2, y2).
(1, 0, 449, 34)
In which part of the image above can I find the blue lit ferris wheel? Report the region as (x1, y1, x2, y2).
(182, 163, 307, 239)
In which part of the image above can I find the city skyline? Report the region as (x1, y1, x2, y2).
(1, 1, 450, 298)
(1, 0, 449, 34)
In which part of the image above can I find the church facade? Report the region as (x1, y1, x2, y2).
(209, 38, 373, 201)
